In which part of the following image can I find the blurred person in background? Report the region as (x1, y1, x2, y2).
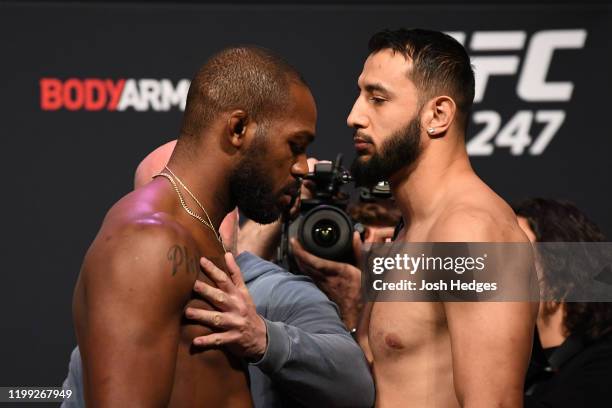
(515, 198, 612, 407)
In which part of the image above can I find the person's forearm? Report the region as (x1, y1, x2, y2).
(338, 292, 364, 330)
(302, 261, 364, 331)
(253, 319, 375, 408)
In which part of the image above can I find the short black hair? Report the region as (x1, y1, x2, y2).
(368, 28, 475, 129)
(514, 198, 612, 342)
(180, 46, 306, 140)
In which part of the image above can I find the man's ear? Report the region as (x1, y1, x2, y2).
(422, 96, 456, 137)
(227, 110, 249, 148)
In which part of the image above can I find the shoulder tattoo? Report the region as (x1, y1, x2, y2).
(167, 245, 200, 277)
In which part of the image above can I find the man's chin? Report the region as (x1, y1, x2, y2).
(248, 210, 281, 225)
(351, 155, 371, 171)
(355, 152, 372, 160)
(238, 199, 282, 225)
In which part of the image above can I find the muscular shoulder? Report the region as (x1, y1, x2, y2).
(430, 183, 527, 243)
(81, 211, 200, 305)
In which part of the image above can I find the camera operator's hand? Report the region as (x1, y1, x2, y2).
(290, 231, 363, 330)
(287, 157, 330, 218)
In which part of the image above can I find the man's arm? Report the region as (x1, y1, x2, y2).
(290, 235, 363, 330)
(357, 301, 374, 366)
(189, 253, 375, 407)
(290, 235, 374, 365)
(255, 275, 374, 407)
(432, 211, 537, 408)
(74, 220, 198, 407)
(445, 301, 535, 407)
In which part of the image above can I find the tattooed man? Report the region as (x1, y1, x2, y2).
(72, 46, 315, 407)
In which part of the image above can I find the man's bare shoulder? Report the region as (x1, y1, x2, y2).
(429, 178, 527, 243)
(81, 202, 200, 303)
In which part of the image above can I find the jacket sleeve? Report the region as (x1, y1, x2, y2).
(60, 347, 85, 408)
(250, 273, 375, 408)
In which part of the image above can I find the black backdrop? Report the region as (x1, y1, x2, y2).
(1, 0, 611, 393)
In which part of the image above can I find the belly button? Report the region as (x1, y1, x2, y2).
(384, 333, 404, 349)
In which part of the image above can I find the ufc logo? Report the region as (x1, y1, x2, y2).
(447, 29, 588, 103)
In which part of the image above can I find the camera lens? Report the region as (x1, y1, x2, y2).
(297, 205, 353, 260)
(312, 220, 340, 248)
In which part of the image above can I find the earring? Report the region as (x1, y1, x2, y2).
(427, 127, 435, 134)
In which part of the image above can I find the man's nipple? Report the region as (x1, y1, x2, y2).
(384, 333, 405, 350)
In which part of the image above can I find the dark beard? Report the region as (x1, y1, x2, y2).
(351, 117, 422, 187)
(229, 134, 284, 224)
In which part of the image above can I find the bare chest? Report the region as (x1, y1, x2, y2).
(369, 301, 448, 358)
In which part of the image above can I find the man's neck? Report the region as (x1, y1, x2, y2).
(390, 133, 472, 224)
(165, 153, 232, 230)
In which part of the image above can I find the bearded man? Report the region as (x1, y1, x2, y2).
(73, 46, 316, 407)
(347, 29, 537, 407)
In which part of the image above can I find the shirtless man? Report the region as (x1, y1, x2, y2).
(347, 29, 537, 407)
(72, 46, 316, 407)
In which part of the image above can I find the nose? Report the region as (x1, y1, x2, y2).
(291, 154, 309, 179)
(347, 97, 368, 129)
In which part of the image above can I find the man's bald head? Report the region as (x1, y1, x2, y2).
(179, 46, 306, 142)
(134, 140, 177, 189)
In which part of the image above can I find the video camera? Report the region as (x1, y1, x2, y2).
(276, 154, 362, 271)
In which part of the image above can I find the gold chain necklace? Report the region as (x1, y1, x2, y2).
(154, 167, 225, 251)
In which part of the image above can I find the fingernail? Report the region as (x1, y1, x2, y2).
(185, 308, 195, 318)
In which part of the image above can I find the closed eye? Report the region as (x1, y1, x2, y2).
(370, 97, 386, 105)
(290, 142, 306, 155)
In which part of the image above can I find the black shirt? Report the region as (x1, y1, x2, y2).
(525, 333, 612, 407)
